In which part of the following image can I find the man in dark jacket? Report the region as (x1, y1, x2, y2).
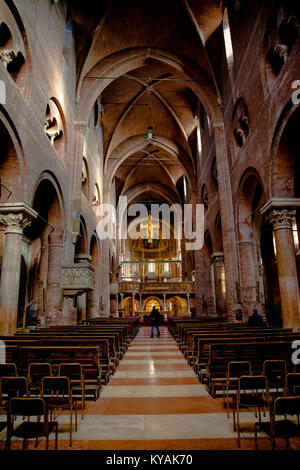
(149, 306, 160, 338)
(247, 309, 263, 326)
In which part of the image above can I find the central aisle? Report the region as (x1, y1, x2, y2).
(80, 325, 253, 450)
(2, 325, 298, 449)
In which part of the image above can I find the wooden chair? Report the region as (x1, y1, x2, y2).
(263, 360, 287, 397)
(6, 397, 58, 450)
(285, 373, 300, 399)
(0, 376, 28, 410)
(28, 363, 53, 396)
(59, 363, 85, 419)
(232, 375, 269, 447)
(225, 361, 252, 418)
(0, 363, 18, 378)
(41, 376, 77, 447)
(255, 396, 300, 450)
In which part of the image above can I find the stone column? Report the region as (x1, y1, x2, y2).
(45, 232, 63, 326)
(212, 252, 227, 317)
(214, 125, 240, 320)
(194, 248, 205, 316)
(99, 238, 110, 316)
(186, 293, 191, 316)
(116, 294, 119, 317)
(238, 239, 261, 319)
(132, 291, 135, 316)
(0, 213, 32, 335)
(36, 228, 50, 327)
(87, 266, 100, 319)
(163, 293, 166, 311)
(266, 209, 300, 329)
(139, 293, 142, 311)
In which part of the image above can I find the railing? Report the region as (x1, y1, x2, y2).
(119, 280, 195, 294)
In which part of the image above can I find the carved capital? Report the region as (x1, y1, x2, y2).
(0, 49, 16, 68)
(266, 209, 295, 231)
(211, 252, 224, 267)
(0, 212, 32, 234)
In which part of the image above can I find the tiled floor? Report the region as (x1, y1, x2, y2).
(1, 326, 300, 450)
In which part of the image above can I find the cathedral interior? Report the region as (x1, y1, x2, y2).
(0, 0, 300, 453)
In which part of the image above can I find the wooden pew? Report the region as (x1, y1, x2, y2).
(18, 345, 102, 399)
(206, 340, 296, 397)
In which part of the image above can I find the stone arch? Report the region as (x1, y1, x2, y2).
(0, 111, 24, 202)
(104, 134, 197, 193)
(2, 0, 32, 101)
(77, 47, 222, 127)
(118, 182, 181, 233)
(238, 167, 266, 242)
(271, 104, 300, 198)
(28, 175, 64, 326)
(143, 296, 163, 312)
(31, 172, 64, 234)
(237, 168, 266, 319)
(166, 296, 186, 316)
(123, 295, 139, 316)
(75, 216, 88, 257)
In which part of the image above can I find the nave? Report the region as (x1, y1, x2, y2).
(2, 326, 300, 450)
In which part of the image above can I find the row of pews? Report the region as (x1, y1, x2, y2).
(0, 317, 140, 400)
(168, 317, 300, 397)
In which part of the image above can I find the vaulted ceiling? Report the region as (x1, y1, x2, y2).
(68, 0, 223, 206)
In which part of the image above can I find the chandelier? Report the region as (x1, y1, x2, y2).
(144, 126, 157, 142)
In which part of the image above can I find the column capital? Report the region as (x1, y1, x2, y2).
(0, 212, 32, 234)
(0, 202, 37, 233)
(260, 198, 300, 215)
(266, 209, 295, 230)
(211, 252, 224, 266)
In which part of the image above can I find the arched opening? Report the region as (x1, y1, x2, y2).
(123, 296, 139, 317)
(0, 118, 22, 202)
(238, 170, 266, 320)
(28, 176, 64, 326)
(143, 296, 163, 312)
(75, 217, 88, 259)
(166, 296, 186, 316)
